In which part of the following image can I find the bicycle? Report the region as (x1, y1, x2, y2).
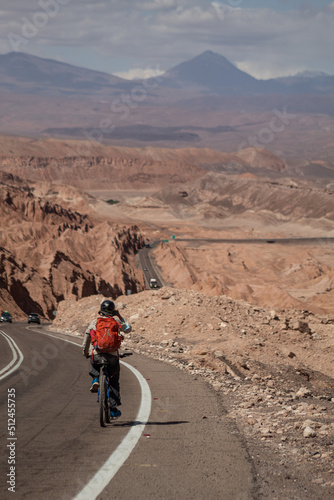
(97, 360, 112, 427)
(96, 320, 131, 427)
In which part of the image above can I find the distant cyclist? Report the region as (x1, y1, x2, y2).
(82, 299, 126, 418)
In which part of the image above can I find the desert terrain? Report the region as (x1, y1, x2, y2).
(1, 51, 334, 168)
(1, 133, 334, 334)
(1, 132, 334, 497)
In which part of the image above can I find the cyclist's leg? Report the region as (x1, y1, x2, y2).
(89, 354, 102, 392)
(89, 355, 100, 378)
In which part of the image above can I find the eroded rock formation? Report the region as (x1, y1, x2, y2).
(0, 172, 145, 318)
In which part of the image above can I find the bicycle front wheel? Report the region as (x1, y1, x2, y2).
(99, 372, 108, 427)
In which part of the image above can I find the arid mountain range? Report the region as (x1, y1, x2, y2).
(1, 51, 334, 97)
(0, 51, 333, 161)
(0, 52, 127, 96)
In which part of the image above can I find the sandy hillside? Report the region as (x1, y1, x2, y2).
(153, 240, 334, 315)
(51, 287, 334, 383)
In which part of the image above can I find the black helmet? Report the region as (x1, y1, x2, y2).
(99, 300, 115, 316)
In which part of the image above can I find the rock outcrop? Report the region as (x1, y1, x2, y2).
(0, 172, 145, 318)
(0, 138, 289, 191)
(0, 154, 206, 190)
(0, 246, 56, 317)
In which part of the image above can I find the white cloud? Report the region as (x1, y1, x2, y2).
(114, 67, 165, 80)
(136, 0, 177, 10)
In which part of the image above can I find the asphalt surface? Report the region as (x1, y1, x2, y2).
(175, 237, 334, 245)
(1, 324, 255, 500)
(138, 247, 164, 289)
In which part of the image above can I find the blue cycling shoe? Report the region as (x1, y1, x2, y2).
(110, 409, 122, 418)
(90, 377, 99, 392)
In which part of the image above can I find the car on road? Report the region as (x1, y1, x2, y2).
(144, 267, 148, 271)
(149, 278, 159, 289)
(28, 313, 41, 324)
(0, 311, 12, 323)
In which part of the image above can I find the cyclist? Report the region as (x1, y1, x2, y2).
(82, 299, 125, 418)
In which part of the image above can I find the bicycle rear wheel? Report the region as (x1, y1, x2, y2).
(106, 385, 111, 424)
(99, 372, 108, 427)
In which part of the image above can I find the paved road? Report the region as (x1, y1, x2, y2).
(1, 324, 255, 499)
(138, 247, 164, 289)
(175, 237, 334, 245)
(154, 237, 334, 246)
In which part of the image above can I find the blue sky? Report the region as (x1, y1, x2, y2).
(0, 1, 333, 79)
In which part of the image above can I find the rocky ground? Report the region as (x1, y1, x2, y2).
(50, 286, 334, 499)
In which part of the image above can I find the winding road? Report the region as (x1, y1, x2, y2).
(138, 236, 334, 290)
(138, 247, 165, 289)
(0, 324, 255, 499)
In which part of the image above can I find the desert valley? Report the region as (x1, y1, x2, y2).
(1, 50, 334, 497)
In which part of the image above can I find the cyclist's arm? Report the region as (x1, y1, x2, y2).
(82, 318, 97, 356)
(114, 310, 125, 323)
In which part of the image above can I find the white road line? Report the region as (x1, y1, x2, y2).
(25, 327, 152, 499)
(26, 326, 83, 347)
(73, 363, 152, 500)
(0, 330, 24, 380)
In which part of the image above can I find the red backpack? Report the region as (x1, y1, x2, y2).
(91, 316, 122, 353)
